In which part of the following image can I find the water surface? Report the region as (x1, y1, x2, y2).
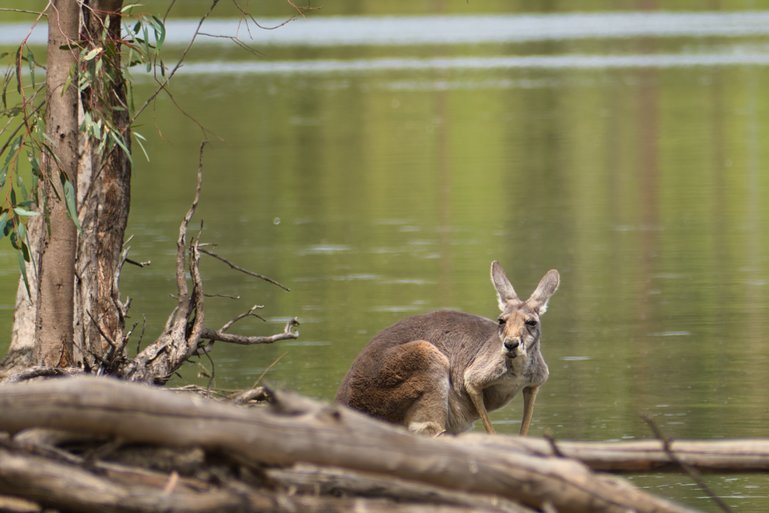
(2, 10, 769, 512)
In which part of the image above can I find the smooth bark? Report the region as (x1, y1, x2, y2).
(34, 0, 80, 367)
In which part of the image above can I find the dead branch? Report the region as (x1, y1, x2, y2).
(124, 258, 151, 268)
(116, 142, 296, 383)
(199, 247, 290, 291)
(199, 317, 299, 346)
(0, 442, 277, 513)
(0, 376, 699, 513)
(220, 304, 265, 329)
(266, 464, 536, 513)
(0, 440, 526, 513)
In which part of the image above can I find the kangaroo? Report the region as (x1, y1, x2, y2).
(336, 261, 559, 436)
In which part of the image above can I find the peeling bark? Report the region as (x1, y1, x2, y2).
(75, 0, 132, 369)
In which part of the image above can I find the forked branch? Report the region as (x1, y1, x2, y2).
(200, 317, 299, 346)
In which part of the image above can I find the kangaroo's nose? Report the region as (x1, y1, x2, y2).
(504, 339, 520, 352)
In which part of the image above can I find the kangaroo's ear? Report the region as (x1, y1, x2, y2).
(528, 269, 560, 314)
(491, 261, 518, 311)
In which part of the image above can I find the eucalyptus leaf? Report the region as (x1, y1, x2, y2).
(63, 179, 81, 231)
(0, 211, 8, 240)
(110, 131, 132, 164)
(3, 135, 21, 169)
(83, 47, 102, 61)
(13, 206, 38, 217)
(134, 131, 149, 161)
(18, 247, 30, 296)
(150, 16, 166, 46)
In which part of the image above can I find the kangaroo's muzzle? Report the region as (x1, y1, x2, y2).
(504, 338, 521, 358)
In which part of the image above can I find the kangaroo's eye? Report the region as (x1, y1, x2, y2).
(497, 318, 506, 326)
(525, 319, 538, 328)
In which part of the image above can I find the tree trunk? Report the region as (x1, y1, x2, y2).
(4, 1, 130, 373)
(4, 216, 41, 370)
(34, 0, 80, 367)
(75, 0, 130, 367)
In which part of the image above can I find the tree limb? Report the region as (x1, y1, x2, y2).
(199, 317, 299, 346)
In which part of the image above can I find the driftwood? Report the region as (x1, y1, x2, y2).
(461, 435, 769, 473)
(0, 376, 704, 513)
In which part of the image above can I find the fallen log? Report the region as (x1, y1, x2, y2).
(266, 463, 536, 513)
(1, 442, 511, 513)
(0, 376, 698, 513)
(464, 435, 769, 473)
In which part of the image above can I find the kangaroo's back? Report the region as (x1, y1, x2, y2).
(336, 310, 495, 398)
(364, 310, 495, 356)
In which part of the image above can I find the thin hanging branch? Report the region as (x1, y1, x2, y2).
(131, 0, 221, 123)
(199, 248, 290, 291)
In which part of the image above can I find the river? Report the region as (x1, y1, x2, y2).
(2, 8, 769, 510)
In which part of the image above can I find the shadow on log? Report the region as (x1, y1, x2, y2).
(0, 376, 711, 513)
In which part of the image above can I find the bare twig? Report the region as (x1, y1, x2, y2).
(161, 0, 178, 23)
(232, 0, 306, 30)
(543, 432, 565, 459)
(220, 304, 266, 331)
(197, 32, 262, 56)
(125, 257, 151, 268)
(199, 341, 216, 390)
(0, 8, 46, 15)
(204, 292, 241, 300)
(131, 0, 220, 123)
(195, 304, 267, 355)
(252, 352, 288, 386)
(133, 315, 147, 355)
(642, 415, 734, 513)
(85, 310, 117, 350)
(199, 248, 290, 291)
(199, 317, 299, 346)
